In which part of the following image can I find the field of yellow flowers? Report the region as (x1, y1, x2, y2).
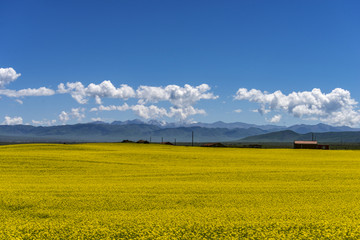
(0, 143, 360, 239)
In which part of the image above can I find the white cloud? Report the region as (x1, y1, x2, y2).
(95, 95, 102, 104)
(91, 104, 206, 121)
(234, 109, 242, 113)
(15, 99, 23, 104)
(59, 111, 70, 124)
(0, 68, 21, 88)
(58, 81, 217, 109)
(251, 108, 270, 114)
(84, 83, 217, 121)
(59, 108, 86, 124)
(3, 116, 23, 125)
(58, 81, 136, 104)
(136, 84, 218, 107)
(91, 117, 103, 122)
(168, 106, 206, 120)
(0, 67, 55, 102)
(71, 108, 85, 120)
(131, 104, 169, 119)
(91, 103, 130, 112)
(32, 119, 56, 126)
(235, 88, 360, 126)
(269, 114, 282, 123)
(0, 87, 55, 97)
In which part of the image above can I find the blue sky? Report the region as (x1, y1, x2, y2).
(1, 0, 360, 126)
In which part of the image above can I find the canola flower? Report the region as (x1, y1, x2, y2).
(0, 143, 360, 239)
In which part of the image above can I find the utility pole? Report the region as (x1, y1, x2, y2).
(150, 136, 151, 143)
(174, 138, 176, 146)
(161, 137, 163, 143)
(192, 131, 194, 146)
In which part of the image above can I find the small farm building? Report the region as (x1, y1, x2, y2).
(293, 141, 329, 149)
(248, 144, 262, 148)
(137, 140, 149, 144)
(293, 141, 318, 149)
(201, 143, 226, 147)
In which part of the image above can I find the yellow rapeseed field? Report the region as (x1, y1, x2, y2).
(0, 143, 360, 239)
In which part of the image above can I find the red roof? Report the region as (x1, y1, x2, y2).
(294, 141, 318, 144)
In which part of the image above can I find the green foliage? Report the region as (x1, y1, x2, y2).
(1, 143, 360, 239)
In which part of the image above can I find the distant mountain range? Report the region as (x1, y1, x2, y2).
(0, 120, 359, 143)
(108, 119, 359, 132)
(285, 123, 356, 134)
(0, 124, 267, 142)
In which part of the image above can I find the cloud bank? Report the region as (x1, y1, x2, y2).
(3, 67, 360, 126)
(235, 88, 360, 126)
(58, 81, 217, 106)
(91, 104, 206, 121)
(32, 119, 57, 126)
(0, 68, 217, 123)
(61, 81, 217, 121)
(57, 81, 136, 104)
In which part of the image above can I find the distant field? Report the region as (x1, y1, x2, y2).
(1, 143, 360, 239)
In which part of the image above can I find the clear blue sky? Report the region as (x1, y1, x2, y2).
(1, 0, 360, 126)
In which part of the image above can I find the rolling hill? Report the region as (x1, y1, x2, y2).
(240, 130, 360, 143)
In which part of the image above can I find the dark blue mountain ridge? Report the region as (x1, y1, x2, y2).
(0, 120, 358, 143)
(104, 119, 359, 133)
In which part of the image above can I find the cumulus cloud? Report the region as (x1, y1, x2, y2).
(91, 117, 103, 122)
(59, 108, 85, 124)
(32, 119, 56, 126)
(269, 114, 282, 123)
(0, 73, 217, 122)
(0, 87, 55, 97)
(168, 106, 206, 120)
(58, 81, 218, 108)
(0, 67, 55, 99)
(71, 108, 85, 120)
(131, 104, 169, 119)
(75, 82, 217, 121)
(59, 111, 70, 123)
(235, 88, 360, 126)
(91, 104, 206, 121)
(0, 68, 21, 88)
(234, 109, 242, 113)
(136, 84, 218, 107)
(3, 116, 23, 125)
(58, 81, 136, 104)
